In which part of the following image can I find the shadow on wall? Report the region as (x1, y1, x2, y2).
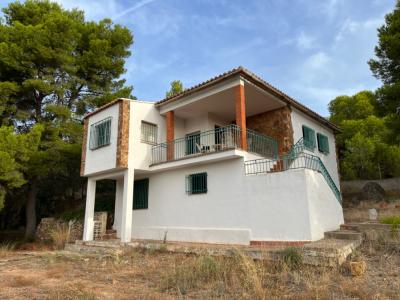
(341, 178, 400, 207)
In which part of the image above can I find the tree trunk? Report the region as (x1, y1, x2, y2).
(25, 178, 38, 240)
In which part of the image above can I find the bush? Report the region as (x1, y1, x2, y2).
(59, 209, 84, 221)
(50, 223, 70, 249)
(0, 242, 15, 258)
(380, 216, 400, 226)
(279, 247, 303, 270)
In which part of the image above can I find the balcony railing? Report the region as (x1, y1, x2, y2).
(151, 124, 278, 165)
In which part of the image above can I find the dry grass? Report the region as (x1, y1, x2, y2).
(49, 283, 97, 300)
(0, 241, 399, 299)
(50, 223, 70, 249)
(0, 242, 15, 258)
(9, 275, 39, 287)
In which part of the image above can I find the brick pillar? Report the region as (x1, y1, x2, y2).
(235, 84, 247, 150)
(166, 110, 174, 160)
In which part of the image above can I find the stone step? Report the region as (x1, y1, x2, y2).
(324, 230, 363, 241)
(106, 229, 117, 234)
(302, 238, 362, 266)
(340, 224, 360, 231)
(101, 233, 117, 240)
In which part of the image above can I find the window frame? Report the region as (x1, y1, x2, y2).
(141, 121, 158, 145)
(302, 125, 316, 151)
(317, 133, 329, 154)
(186, 172, 208, 195)
(133, 178, 149, 210)
(89, 117, 112, 150)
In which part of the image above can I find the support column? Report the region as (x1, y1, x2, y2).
(83, 178, 96, 241)
(120, 168, 134, 243)
(235, 83, 247, 150)
(113, 178, 124, 238)
(166, 110, 175, 161)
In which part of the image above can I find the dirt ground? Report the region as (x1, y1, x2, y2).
(0, 240, 399, 300)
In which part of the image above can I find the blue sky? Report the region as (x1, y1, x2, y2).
(1, 0, 396, 115)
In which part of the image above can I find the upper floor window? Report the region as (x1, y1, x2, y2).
(317, 133, 329, 154)
(302, 125, 316, 151)
(89, 117, 111, 150)
(141, 121, 157, 144)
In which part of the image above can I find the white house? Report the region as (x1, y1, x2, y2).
(80, 67, 344, 246)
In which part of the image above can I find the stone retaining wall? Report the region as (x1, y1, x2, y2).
(36, 211, 108, 243)
(341, 178, 400, 206)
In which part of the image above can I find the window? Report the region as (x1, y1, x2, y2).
(133, 178, 149, 209)
(186, 172, 207, 195)
(317, 133, 329, 154)
(141, 121, 157, 144)
(302, 125, 316, 150)
(89, 117, 111, 150)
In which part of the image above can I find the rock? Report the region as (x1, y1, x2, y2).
(36, 218, 60, 242)
(368, 208, 378, 221)
(350, 261, 367, 276)
(362, 182, 385, 201)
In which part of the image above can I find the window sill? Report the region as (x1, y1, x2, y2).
(90, 143, 111, 150)
(141, 140, 157, 146)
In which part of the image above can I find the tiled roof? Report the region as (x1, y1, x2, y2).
(156, 66, 340, 132)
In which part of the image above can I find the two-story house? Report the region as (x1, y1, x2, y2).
(80, 67, 344, 246)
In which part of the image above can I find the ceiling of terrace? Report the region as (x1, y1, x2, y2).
(172, 80, 285, 121)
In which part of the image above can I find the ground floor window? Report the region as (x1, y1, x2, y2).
(186, 172, 207, 195)
(133, 178, 149, 209)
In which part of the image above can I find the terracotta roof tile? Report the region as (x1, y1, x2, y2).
(156, 66, 340, 132)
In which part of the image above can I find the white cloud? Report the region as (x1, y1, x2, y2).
(296, 31, 316, 50)
(305, 52, 330, 70)
(335, 17, 383, 42)
(112, 0, 157, 20)
(54, 0, 118, 20)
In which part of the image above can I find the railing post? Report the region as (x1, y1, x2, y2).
(166, 110, 174, 161)
(235, 83, 247, 151)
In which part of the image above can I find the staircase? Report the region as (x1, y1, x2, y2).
(245, 138, 342, 204)
(302, 226, 363, 266)
(101, 229, 117, 240)
(269, 160, 284, 172)
(324, 229, 363, 241)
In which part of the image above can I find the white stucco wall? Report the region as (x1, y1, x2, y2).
(131, 157, 344, 244)
(305, 170, 344, 240)
(129, 101, 166, 170)
(84, 103, 120, 175)
(290, 108, 340, 188)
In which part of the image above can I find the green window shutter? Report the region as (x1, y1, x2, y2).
(186, 172, 207, 195)
(302, 125, 316, 150)
(89, 117, 111, 150)
(317, 133, 329, 154)
(133, 178, 149, 209)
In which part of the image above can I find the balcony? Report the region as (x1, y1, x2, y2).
(150, 124, 278, 165)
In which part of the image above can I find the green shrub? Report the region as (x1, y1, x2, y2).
(279, 247, 303, 270)
(380, 216, 400, 226)
(59, 209, 84, 221)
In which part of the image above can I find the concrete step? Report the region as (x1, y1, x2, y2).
(65, 242, 122, 255)
(106, 229, 117, 234)
(324, 230, 363, 241)
(340, 224, 360, 231)
(302, 238, 362, 266)
(102, 233, 117, 240)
